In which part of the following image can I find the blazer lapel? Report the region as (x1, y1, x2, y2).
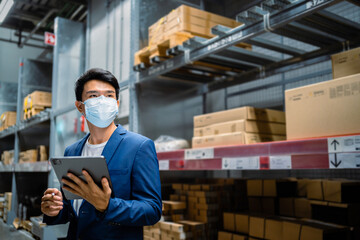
(101, 125, 126, 164)
(73, 133, 90, 156)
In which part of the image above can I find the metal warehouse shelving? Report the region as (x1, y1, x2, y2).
(129, 0, 360, 177)
(134, 0, 360, 92)
(0, 17, 85, 239)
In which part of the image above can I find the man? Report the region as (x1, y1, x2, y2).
(41, 68, 162, 239)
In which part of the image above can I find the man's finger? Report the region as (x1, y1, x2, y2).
(66, 173, 86, 188)
(101, 178, 111, 195)
(62, 185, 82, 197)
(62, 178, 82, 193)
(82, 170, 95, 186)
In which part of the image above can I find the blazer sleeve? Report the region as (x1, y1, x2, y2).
(43, 147, 74, 225)
(100, 139, 162, 226)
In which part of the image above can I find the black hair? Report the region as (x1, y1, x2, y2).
(74, 68, 120, 101)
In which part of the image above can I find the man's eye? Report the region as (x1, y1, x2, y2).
(90, 95, 97, 98)
(107, 95, 114, 97)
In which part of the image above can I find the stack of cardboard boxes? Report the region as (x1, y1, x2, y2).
(18, 145, 49, 164)
(219, 178, 360, 239)
(23, 91, 52, 120)
(0, 111, 16, 131)
(134, 5, 250, 67)
(162, 200, 187, 222)
(144, 222, 161, 240)
(286, 47, 360, 140)
(192, 106, 286, 148)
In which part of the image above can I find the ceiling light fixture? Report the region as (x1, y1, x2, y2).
(0, 0, 14, 24)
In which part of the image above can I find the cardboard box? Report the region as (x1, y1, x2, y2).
(311, 200, 360, 226)
(247, 180, 262, 196)
(307, 180, 324, 200)
(0, 111, 16, 129)
(37, 145, 48, 161)
(149, 5, 241, 42)
(218, 231, 233, 240)
(23, 91, 52, 110)
(332, 47, 360, 79)
(233, 234, 247, 240)
(192, 132, 286, 148)
(223, 212, 235, 231)
(297, 179, 309, 197)
(19, 149, 38, 164)
(262, 197, 278, 215)
(194, 106, 285, 128)
(279, 198, 295, 217)
(249, 216, 265, 239)
(285, 73, 360, 139)
(1, 150, 14, 165)
(282, 220, 302, 240)
(248, 197, 262, 214)
(323, 180, 360, 203)
(193, 120, 286, 137)
(265, 218, 283, 240)
(294, 198, 311, 218)
(263, 179, 277, 197)
(235, 213, 249, 234)
(162, 201, 186, 210)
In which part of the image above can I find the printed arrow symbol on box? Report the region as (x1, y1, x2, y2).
(331, 153, 342, 168)
(331, 139, 340, 151)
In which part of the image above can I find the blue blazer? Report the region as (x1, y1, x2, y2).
(44, 125, 162, 239)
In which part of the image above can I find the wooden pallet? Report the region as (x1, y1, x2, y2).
(134, 31, 252, 71)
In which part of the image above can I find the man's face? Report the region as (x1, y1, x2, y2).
(75, 79, 119, 115)
(82, 79, 117, 102)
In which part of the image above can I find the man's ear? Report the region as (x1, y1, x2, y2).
(75, 101, 84, 114)
(117, 99, 120, 107)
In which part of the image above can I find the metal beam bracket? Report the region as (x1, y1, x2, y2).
(263, 12, 275, 32)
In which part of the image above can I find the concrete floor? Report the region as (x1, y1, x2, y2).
(0, 219, 35, 240)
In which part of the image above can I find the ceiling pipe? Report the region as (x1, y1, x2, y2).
(18, 8, 58, 48)
(70, 4, 84, 20)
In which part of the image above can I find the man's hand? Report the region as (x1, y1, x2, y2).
(41, 188, 63, 217)
(62, 170, 112, 212)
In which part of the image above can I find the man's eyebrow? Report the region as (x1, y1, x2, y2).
(85, 90, 99, 94)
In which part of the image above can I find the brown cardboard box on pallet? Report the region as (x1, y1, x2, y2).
(249, 216, 265, 239)
(148, 5, 247, 46)
(307, 180, 325, 200)
(194, 106, 285, 128)
(235, 213, 249, 234)
(285, 73, 360, 140)
(192, 132, 285, 148)
(0, 111, 16, 130)
(331, 47, 360, 79)
(194, 119, 286, 137)
(265, 218, 283, 240)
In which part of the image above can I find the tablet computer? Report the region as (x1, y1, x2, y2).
(50, 156, 112, 200)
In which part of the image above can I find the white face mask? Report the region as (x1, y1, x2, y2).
(82, 95, 118, 128)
